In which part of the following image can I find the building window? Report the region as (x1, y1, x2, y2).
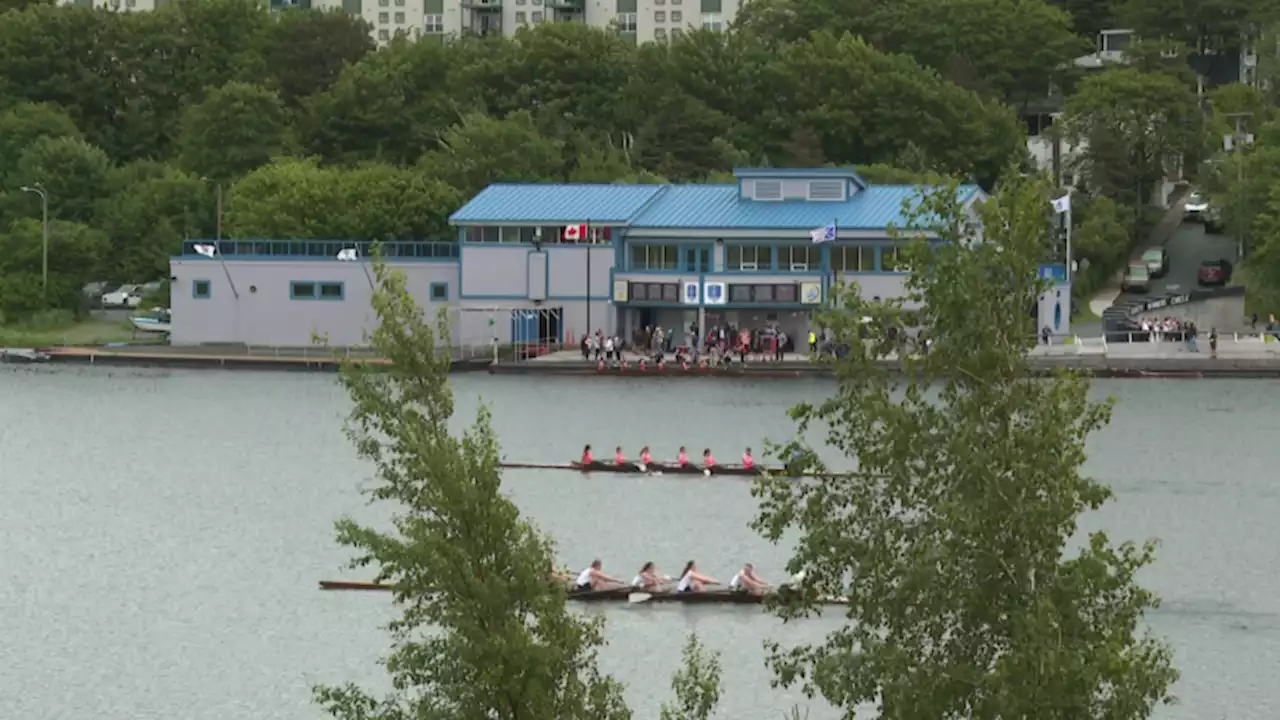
(531, 10, 542, 21)
(291, 281, 316, 299)
(654, 10, 664, 21)
(671, 0, 681, 4)
(654, 0, 663, 5)
(617, 11, 636, 31)
(726, 245, 772, 271)
(654, 27, 666, 38)
(378, 0, 388, 5)
(193, 279, 211, 299)
(777, 245, 820, 271)
(630, 244, 679, 270)
(378, 11, 388, 22)
(671, 27, 682, 39)
(880, 247, 904, 272)
(830, 246, 873, 273)
(752, 179, 782, 200)
(516, 10, 526, 21)
(429, 282, 449, 302)
(516, 0, 525, 4)
(671, 10, 681, 21)
(808, 179, 845, 201)
(394, 11, 404, 22)
(424, 13, 443, 32)
(701, 11, 722, 30)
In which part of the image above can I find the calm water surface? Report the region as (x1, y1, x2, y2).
(2, 368, 1280, 719)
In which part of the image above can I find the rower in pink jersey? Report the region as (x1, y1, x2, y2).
(677, 446, 689, 467)
(639, 446, 653, 465)
(581, 444, 593, 465)
(614, 446, 626, 465)
(742, 447, 755, 470)
(703, 448, 715, 469)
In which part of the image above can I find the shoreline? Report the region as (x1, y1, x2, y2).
(13, 346, 1280, 379)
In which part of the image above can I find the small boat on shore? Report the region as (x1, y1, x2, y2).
(0, 348, 51, 363)
(130, 308, 171, 335)
(501, 461, 776, 477)
(318, 580, 846, 605)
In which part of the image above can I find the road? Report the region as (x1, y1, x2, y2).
(1120, 220, 1237, 301)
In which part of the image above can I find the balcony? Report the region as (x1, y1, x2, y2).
(460, 0, 501, 8)
(546, 0, 583, 9)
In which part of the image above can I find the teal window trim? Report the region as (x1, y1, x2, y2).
(290, 281, 345, 300)
(192, 279, 211, 299)
(429, 281, 449, 302)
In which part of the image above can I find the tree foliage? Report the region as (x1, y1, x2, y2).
(659, 635, 723, 720)
(752, 174, 1178, 718)
(314, 264, 632, 720)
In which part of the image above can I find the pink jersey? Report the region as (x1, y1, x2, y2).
(678, 451, 688, 466)
(704, 454, 715, 468)
(640, 450, 653, 464)
(615, 451, 625, 464)
(742, 453, 754, 469)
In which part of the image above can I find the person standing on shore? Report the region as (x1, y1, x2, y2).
(1209, 327, 1218, 356)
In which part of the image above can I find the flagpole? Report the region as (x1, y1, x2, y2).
(585, 219, 591, 341)
(1065, 195, 1073, 285)
(212, 238, 240, 299)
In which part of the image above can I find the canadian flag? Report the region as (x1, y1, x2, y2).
(563, 224, 589, 242)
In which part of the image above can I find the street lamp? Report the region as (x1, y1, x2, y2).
(19, 184, 48, 299)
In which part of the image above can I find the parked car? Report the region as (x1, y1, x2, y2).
(1141, 247, 1168, 277)
(1121, 263, 1150, 293)
(1184, 192, 1209, 221)
(1198, 259, 1233, 286)
(101, 284, 143, 308)
(138, 280, 164, 296)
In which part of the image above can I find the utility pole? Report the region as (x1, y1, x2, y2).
(20, 184, 49, 300)
(1224, 111, 1253, 261)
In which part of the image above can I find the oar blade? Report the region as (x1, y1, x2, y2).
(628, 592, 653, 604)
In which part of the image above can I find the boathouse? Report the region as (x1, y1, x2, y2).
(169, 168, 1077, 349)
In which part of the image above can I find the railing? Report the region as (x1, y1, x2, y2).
(179, 240, 459, 260)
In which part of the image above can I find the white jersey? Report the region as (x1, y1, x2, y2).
(729, 572, 743, 589)
(575, 568, 593, 587)
(631, 574, 644, 587)
(676, 571, 693, 592)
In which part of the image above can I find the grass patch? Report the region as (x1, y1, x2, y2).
(0, 312, 138, 347)
(1073, 302, 1103, 324)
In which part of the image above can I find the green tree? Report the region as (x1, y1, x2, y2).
(1062, 67, 1201, 224)
(752, 174, 1178, 718)
(5, 136, 111, 224)
(420, 111, 566, 197)
(261, 9, 374, 107)
(761, 32, 1026, 186)
(94, 163, 211, 281)
(659, 635, 722, 720)
(1116, 0, 1280, 61)
(0, 218, 107, 319)
(177, 81, 293, 183)
(225, 158, 458, 240)
(734, 0, 1086, 106)
(313, 264, 632, 720)
(0, 102, 82, 186)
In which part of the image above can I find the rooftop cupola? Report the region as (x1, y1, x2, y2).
(734, 168, 869, 203)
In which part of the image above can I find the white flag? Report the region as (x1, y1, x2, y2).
(809, 223, 837, 244)
(336, 248, 358, 261)
(1050, 194, 1071, 214)
(193, 244, 217, 258)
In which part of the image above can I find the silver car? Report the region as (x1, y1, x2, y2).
(1184, 192, 1209, 220)
(1122, 264, 1150, 293)
(1141, 248, 1167, 278)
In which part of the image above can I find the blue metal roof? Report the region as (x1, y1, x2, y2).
(448, 180, 982, 230)
(448, 184, 665, 224)
(630, 184, 982, 230)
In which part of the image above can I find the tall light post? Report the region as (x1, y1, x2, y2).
(200, 176, 223, 241)
(19, 184, 49, 299)
(1223, 111, 1253, 261)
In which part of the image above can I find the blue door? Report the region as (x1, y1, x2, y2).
(683, 246, 711, 272)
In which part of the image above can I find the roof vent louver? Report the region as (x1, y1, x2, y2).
(808, 180, 845, 201)
(753, 180, 782, 201)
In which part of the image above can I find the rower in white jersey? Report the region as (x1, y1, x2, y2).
(728, 563, 770, 594)
(573, 559, 625, 592)
(631, 561, 668, 591)
(674, 560, 721, 593)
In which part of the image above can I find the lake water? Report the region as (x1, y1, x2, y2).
(2, 367, 1279, 719)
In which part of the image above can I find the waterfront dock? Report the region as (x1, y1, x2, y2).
(24, 336, 1280, 378)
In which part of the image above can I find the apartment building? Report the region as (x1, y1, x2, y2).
(61, 0, 739, 45)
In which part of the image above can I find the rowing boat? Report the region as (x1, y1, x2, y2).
(500, 461, 777, 477)
(318, 580, 846, 605)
